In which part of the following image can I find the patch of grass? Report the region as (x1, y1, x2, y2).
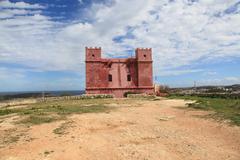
(53, 121, 74, 135)
(169, 95, 240, 126)
(0, 109, 16, 116)
(19, 115, 62, 125)
(0, 99, 113, 125)
(0, 98, 158, 125)
(3, 135, 20, 144)
(187, 101, 208, 110)
(44, 104, 109, 115)
(1, 128, 26, 146)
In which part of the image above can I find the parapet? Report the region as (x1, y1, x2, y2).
(85, 47, 102, 61)
(85, 47, 152, 62)
(135, 48, 152, 51)
(135, 48, 152, 61)
(86, 47, 101, 51)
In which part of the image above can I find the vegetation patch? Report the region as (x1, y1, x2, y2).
(0, 98, 158, 126)
(0, 109, 16, 116)
(53, 120, 74, 135)
(3, 135, 20, 144)
(169, 93, 240, 99)
(168, 95, 240, 126)
(18, 115, 62, 125)
(0, 99, 113, 125)
(40, 94, 113, 102)
(0, 128, 28, 147)
(126, 93, 156, 100)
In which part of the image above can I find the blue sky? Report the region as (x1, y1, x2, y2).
(0, 0, 240, 92)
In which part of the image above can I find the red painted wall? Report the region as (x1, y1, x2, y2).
(85, 47, 153, 97)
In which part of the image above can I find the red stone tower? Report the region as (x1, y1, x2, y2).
(85, 47, 153, 97)
(136, 48, 153, 87)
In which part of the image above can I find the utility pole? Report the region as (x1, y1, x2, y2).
(194, 81, 197, 92)
(42, 90, 45, 101)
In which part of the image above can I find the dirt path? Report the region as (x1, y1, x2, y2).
(0, 99, 240, 160)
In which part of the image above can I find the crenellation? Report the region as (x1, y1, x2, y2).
(136, 48, 152, 51)
(86, 47, 101, 50)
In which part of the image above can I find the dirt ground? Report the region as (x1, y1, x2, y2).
(0, 99, 240, 160)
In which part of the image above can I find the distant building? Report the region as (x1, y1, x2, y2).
(85, 47, 154, 97)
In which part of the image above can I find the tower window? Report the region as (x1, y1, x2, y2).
(108, 74, 112, 82)
(92, 54, 95, 57)
(143, 54, 146, 58)
(127, 74, 131, 81)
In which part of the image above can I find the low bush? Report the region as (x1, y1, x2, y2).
(123, 91, 140, 97)
(38, 94, 113, 102)
(127, 93, 156, 99)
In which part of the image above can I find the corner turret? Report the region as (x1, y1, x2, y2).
(85, 47, 101, 61)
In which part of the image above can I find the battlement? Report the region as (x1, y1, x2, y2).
(86, 47, 101, 50)
(135, 48, 152, 62)
(135, 48, 152, 51)
(85, 47, 102, 61)
(85, 47, 152, 62)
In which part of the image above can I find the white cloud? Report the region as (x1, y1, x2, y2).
(0, 0, 45, 9)
(225, 76, 240, 82)
(159, 69, 203, 76)
(203, 71, 218, 76)
(198, 76, 240, 86)
(78, 0, 83, 4)
(0, 67, 25, 80)
(0, 9, 41, 19)
(0, 0, 240, 85)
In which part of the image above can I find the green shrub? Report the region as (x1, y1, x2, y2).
(123, 91, 140, 97)
(127, 93, 155, 99)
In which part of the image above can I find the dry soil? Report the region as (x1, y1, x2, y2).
(0, 99, 239, 160)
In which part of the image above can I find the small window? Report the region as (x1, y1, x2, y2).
(92, 54, 95, 57)
(143, 54, 146, 58)
(108, 74, 112, 82)
(127, 74, 131, 81)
